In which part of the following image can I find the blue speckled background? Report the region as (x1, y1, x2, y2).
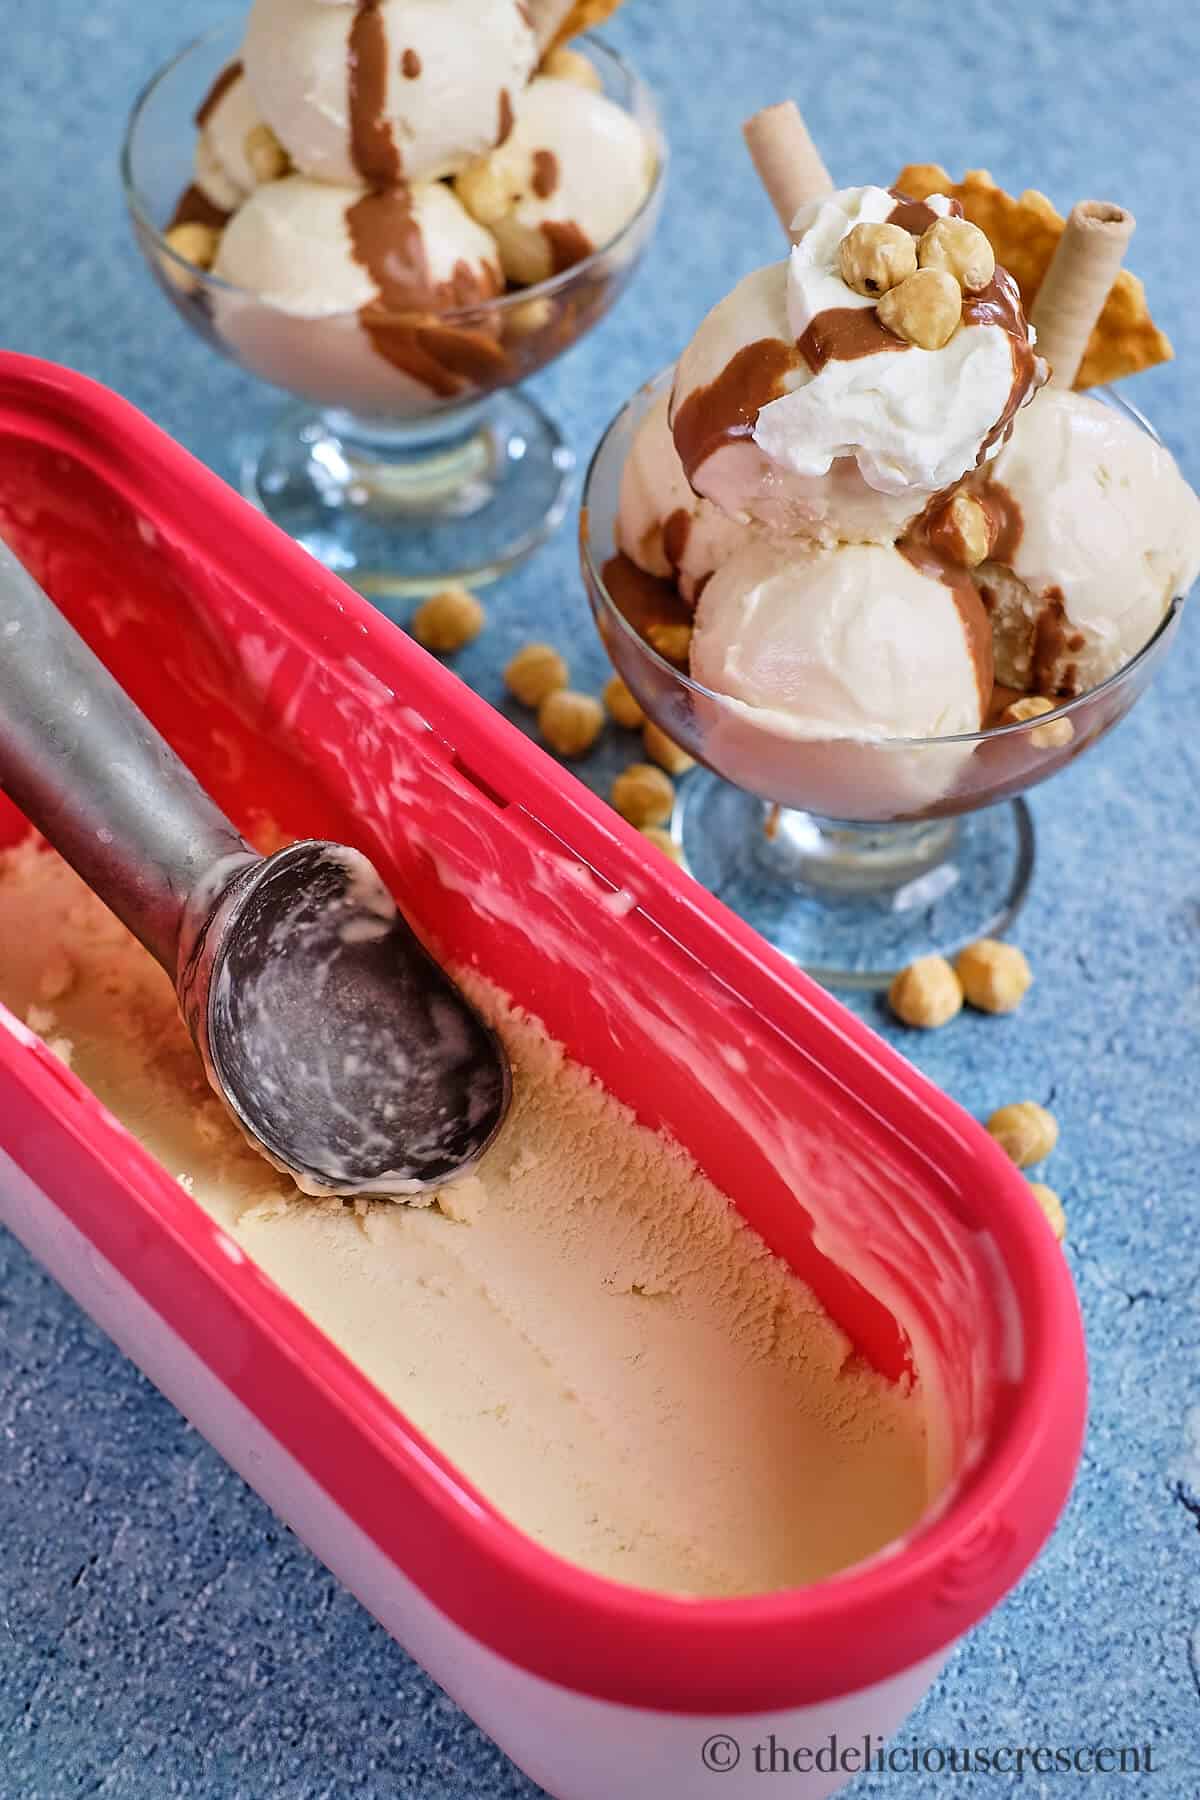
(3, 1, 1200, 1794)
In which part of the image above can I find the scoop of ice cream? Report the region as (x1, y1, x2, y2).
(242, 0, 538, 187)
(976, 387, 1200, 696)
(688, 537, 992, 816)
(212, 176, 505, 414)
(617, 390, 756, 605)
(192, 62, 274, 214)
(671, 185, 1039, 542)
(454, 76, 655, 284)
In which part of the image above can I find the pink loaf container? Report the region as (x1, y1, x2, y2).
(0, 354, 1086, 1800)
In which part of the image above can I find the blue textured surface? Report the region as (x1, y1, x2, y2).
(3, 1, 1200, 1795)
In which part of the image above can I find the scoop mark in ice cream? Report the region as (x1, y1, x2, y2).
(671, 338, 805, 487)
(401, 48, 422, 79)
(498, 87, 515, 146)
(347, 188, 506, 396)
(540, 218, 593, 274)
(348, 0, 404, 185)
(195, 59, 243, 131)
(532, 148, 560, 199)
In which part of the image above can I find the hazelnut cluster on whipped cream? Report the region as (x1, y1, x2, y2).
(164, 0, 656, 414)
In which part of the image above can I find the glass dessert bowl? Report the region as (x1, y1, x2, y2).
(122, 20, 665, 603)
(582, 368, 1186, 988)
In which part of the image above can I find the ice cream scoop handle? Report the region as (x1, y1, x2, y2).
(0, 537, 251, 973)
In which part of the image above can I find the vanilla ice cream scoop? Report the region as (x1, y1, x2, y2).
(454, 75, 656, 284)
(975, 387, 1200, 696)
(689, 537, 992, 816)
(671, 185, 1040, 543)
(617, 390, 758, 605)
(192, 61, 276, 216)
(242, 0, 538, 187)
(213, 176, 505, 413)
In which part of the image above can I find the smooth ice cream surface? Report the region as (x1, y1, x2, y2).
(454, 76, 656, 284)
(0, 839, 930, 1597)
(692, 538, 990, 741)
(671, 186, 1037, 540)
(688, 538, 990, 817)
(977, 387, 1200, 695)
(616, 389, 757, 604)
(242, 0, 537, 187)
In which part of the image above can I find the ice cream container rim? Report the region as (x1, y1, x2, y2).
(120, 20, 668, 318)
(582, 364, 1186, 745)
(0, 353, 1086, 1714)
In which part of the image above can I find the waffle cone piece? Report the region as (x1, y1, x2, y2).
(894, 164, 1172, 387)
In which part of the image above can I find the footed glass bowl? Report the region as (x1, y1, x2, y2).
(582, 369, 1184, 988)
(122, 20, 665, 602)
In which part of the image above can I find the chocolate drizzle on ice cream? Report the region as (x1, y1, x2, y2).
(671, 338, 804, 487)
(196, 60, 244, 130)
(348, 0, 404, 184)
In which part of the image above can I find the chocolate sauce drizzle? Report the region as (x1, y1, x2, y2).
(349, 0, 403, 185)
(195, 60, 243, 130)
(532, 149, 560, 200)
(540, 219, 593, 275)
(670, 338, 804, 486)
(169, 185, 232, 233)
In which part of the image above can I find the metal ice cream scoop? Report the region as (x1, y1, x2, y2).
(0, 537, 510, 1196)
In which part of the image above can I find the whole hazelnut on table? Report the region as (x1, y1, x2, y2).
(642, 721, 695, 776)
(604, 675, 645, 729)
(877, 268, 963, 350)
(612, 762, 675, 828)
(538, 689, 604, 758)
(887, 955, 963, 1029)
(640, 826, 687, 867)
(505, 642, 568, 707)
(955, 939, 1033, 1013)
(411, 586, 485, 653)
(987, 1101, 1058, 1168)
(917, 217, 996, 292)
(838, 221, 918, 297)
(1029, 1181, 1067, 1242)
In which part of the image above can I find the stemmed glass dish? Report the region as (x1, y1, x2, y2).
(123, 21, 665, 602)
(582, 368, 1184, 987)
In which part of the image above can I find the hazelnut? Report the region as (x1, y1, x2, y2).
(837, 221, 918, 298)
(504, 642, 568, 707)
(1029, 1180, 1067, 1243)
(887, 956, 963, 1029)
(504, 295, 557, 339)
(937, 492, 994, 568)
(411, 586, 485, 653)
(164, 221, 220, 276)
(918, 217, 996, 293)
(999, 694, 1075, 749)
(538, 689, 603, 758)
(642, 720, 695, 775)
(612, 762, 675, 828)
(540, 45, 603, 90)
(646, 620, 693, 663)
(876, 268, 962, 351)
(640, 826, 687, 867)
(987, 1101, 1058, 1168)
(604, 675, 645, 729)
(244, 122, 290, 183)
(955, 938, 1033, 1014)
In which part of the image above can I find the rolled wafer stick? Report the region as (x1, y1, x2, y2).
(1030, 200, 1135, 388)
(742, 101, 833, 240)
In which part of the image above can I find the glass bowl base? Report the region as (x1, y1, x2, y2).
(677, 769, 1035, 990)
(237, 390, 575, 602)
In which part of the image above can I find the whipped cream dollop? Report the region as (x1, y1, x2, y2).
(752, 185, 1031, 498)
